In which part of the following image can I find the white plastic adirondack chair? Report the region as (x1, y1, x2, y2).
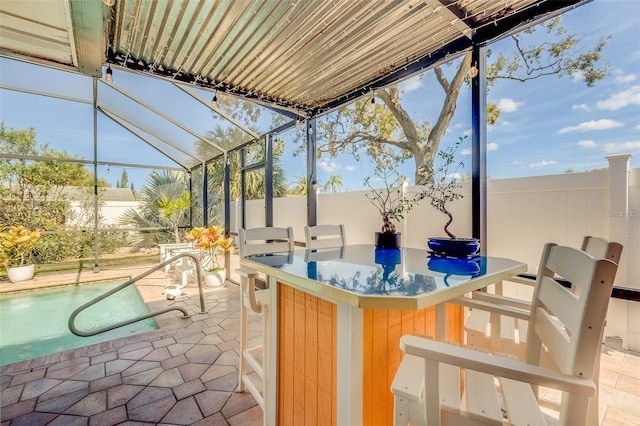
(464, 236, 622, 358)
(461, 236, 622, 424)
(304, 224, 346, 249)
(236, 226, 294, 416)
(391, 243, 619, 426)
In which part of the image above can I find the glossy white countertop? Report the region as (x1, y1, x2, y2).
(240, 244, 527, 310)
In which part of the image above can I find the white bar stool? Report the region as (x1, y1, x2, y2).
(236, 227, 294, 416)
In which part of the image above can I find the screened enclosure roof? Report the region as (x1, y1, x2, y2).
(1, 0, 590, 120)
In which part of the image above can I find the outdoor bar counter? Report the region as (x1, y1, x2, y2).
(241, 244, 527, 426)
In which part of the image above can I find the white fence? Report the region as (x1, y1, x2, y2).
(235, 155, 640, 350)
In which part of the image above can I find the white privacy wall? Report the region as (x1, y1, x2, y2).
(233, 159, 639, 350)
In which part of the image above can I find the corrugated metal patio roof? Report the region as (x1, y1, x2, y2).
(1, 0, 590, 119)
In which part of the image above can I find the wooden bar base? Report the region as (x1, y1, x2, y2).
(276, 283, 461, 425)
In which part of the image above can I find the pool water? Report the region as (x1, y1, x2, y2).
(0, 280, 158, 366)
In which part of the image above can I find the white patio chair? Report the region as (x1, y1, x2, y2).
(464, 235, 623, 358)
(159, 242, 192, 275)
(391, 242, 619, 426)
(236, 226, 294, 413)
(171, 248, 205, 287)
(304, 224, 346, 249)
(460, 236, 622, 424)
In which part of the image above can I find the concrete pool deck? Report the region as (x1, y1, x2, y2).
(1, 258, 639, 425)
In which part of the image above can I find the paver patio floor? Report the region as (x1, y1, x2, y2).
(1, 260, 638, 425)
(1, 261, 263, 425)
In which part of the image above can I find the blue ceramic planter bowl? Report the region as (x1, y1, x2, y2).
(427, 255, 482, 276)
(427, 237, 480, 258)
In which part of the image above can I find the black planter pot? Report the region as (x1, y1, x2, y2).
(427, 237, 480, 258)
(375, 231, 401, 249)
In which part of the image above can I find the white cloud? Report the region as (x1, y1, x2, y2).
(399, 75, 423, 93)
(577, 140, 597, 149)
(318, 160, 341, 172)
(572, 103, 590, 112)
(635, 124, 640, 130)
(558, 119, 624, 134)
(496, 98, 523, 113)
(460, 148, 471, 156)
(344, 165, 356, 172)
(488, 119, 510, 132)
(530, 160, 558, 167)
(571, 70, 585, 83)
(597, 85, 640, 111)
(602, 141, 640, 154)
(463, 128, 472, 137)
(614, 74, 637, 83)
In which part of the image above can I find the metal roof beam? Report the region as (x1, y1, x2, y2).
(99, 77, 225, 155)
(424, 0, 473, 39)
(0, 83, 92, 104)
(0, 153, 184, 171)
(99, 105, 201, 168)
(173, 83, 260, 140)
(474, 0, 592, 46)
(106, 49, 312, 118)
(69, 0, 108, 76)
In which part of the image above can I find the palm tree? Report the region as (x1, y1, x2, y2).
(289, 175, 307, 195)
(323, 174, 343, 193)
(120, 170, 190, 247)
(204, 126, 288, 202)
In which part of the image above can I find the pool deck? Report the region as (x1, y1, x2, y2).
(1, 258, 639, 425)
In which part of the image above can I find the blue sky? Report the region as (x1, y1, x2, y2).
(1, 0, 638, 192)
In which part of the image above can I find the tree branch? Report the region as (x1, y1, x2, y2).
(434, 66, 450, 92)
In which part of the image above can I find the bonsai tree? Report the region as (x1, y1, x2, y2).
(186, 226, 235, 272)
(424, 137, 465, 239)
(364, 165, 427, 235)
(0, 225, 41, 268)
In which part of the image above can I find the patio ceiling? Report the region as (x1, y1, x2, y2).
(1, 0, 590, 120)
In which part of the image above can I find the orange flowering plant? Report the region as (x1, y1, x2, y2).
(185, 226, 235, 272)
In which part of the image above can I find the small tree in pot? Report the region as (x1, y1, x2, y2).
(424, 137, 479, 257)
(365, 165, 427, 249)
(426, 138, 464, 239)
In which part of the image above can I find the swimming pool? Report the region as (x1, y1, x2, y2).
(0, 280, 158, 366)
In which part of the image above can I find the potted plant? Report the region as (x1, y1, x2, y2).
(424, 137, 479, 257)
(364, 165, 427, 249)
(0, 225, 41, 282)
(186, 226, 235, 287)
